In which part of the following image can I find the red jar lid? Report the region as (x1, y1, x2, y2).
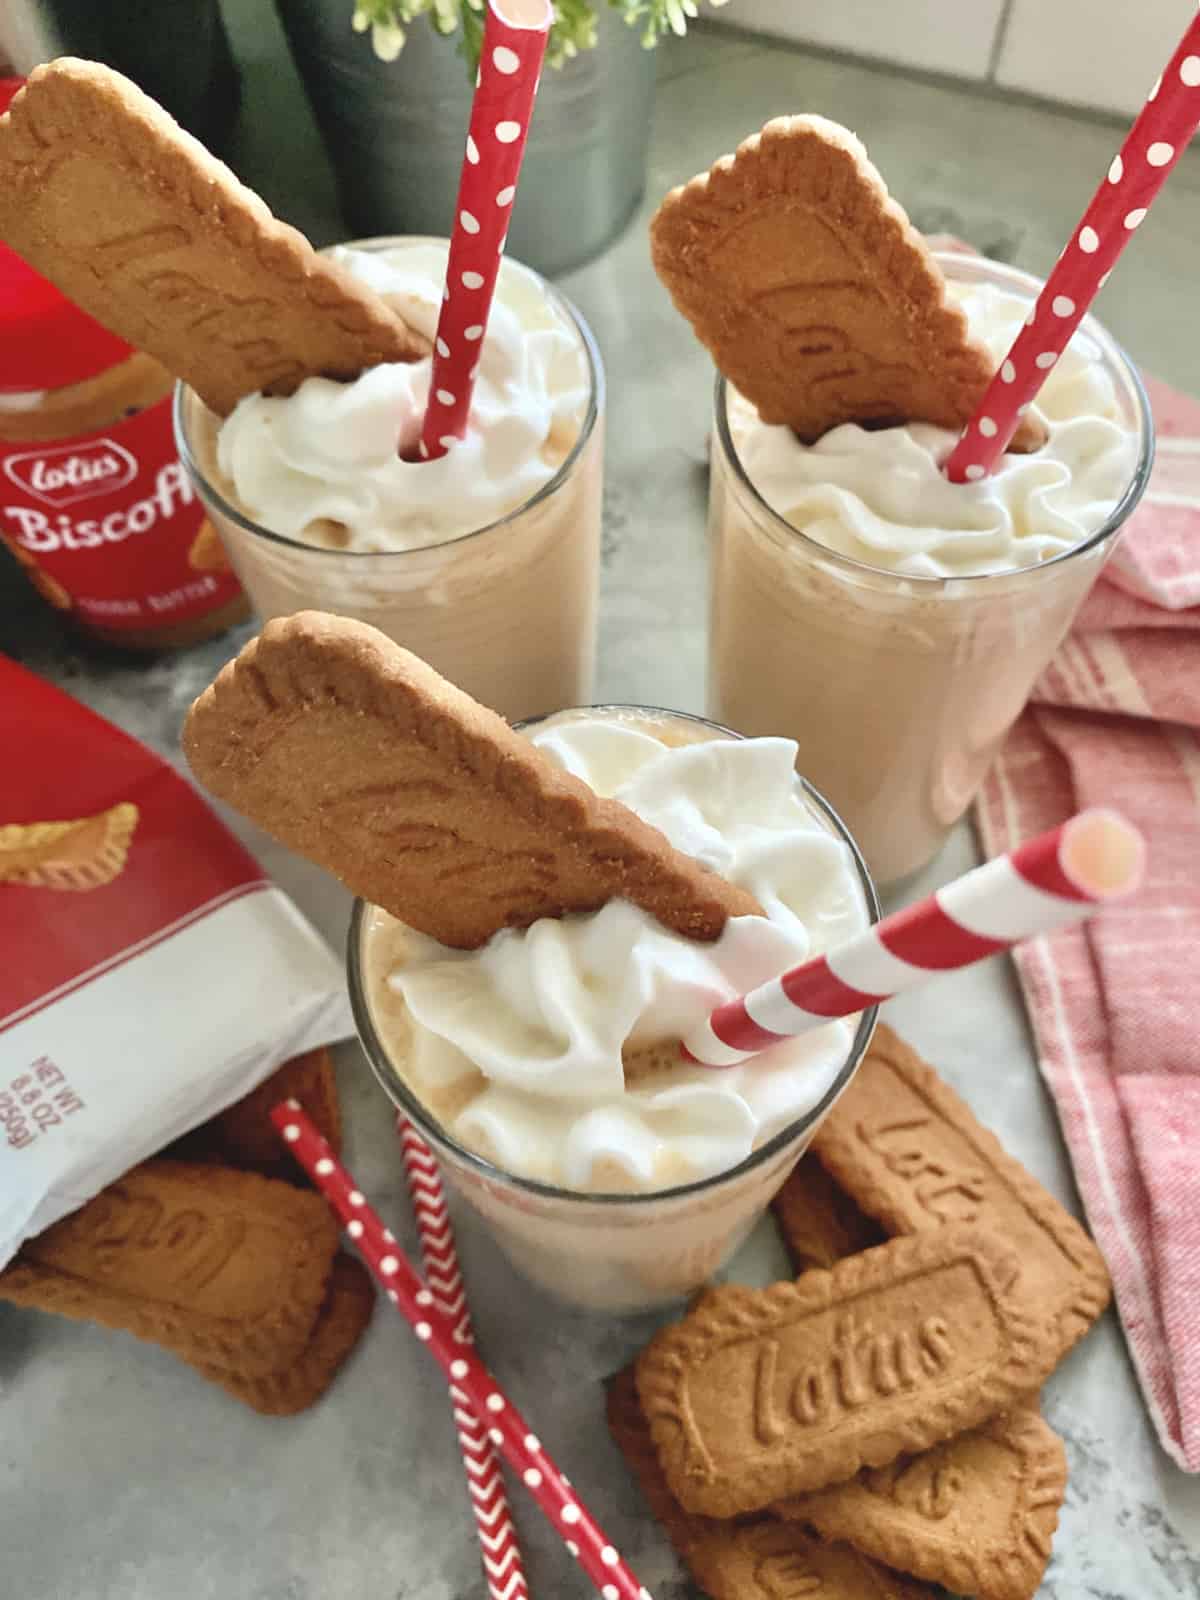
(0, 77, 135, 393)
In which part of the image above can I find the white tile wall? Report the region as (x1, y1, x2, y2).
(995, 0, 1195, 116)
(712, 0, 1199, 116)
(713, 0, 1007, 81)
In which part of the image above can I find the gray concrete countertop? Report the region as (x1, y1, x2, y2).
(3, 22, 1200, 1599)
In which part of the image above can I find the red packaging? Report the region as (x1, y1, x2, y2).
(0, 658, 351, 1264)
(0, 400, 245, 641)
(0, 75, 247, 651)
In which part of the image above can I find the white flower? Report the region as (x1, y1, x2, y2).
(371, 19, 407, 58)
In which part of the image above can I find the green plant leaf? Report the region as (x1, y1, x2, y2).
(356, 0, 724, 76)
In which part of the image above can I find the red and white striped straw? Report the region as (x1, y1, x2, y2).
(945, 14, 1200, 483)
(271, 1102, 654, 1600)
(416, 0, 551, 462)
(398, 1118, 528, 1600)
(682, 808, 1145, 1067)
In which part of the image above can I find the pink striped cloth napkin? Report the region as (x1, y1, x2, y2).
(976, 372, 1200, 1472)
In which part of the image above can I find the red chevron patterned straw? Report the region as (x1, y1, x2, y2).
(682, 808, 1145, 1066)
(945, 14, 1200, 482)
(398, 1118, 528, 1600)
(417, 0, 551, 461)
(271, 1103, 654, 1600)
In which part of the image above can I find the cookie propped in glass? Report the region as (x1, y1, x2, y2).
(651, 114, 1044, 451)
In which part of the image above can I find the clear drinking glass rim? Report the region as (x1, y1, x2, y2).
(172, 234, 605, 561)
(348, 704, 881, 1210)
(713, 250, 1155, 588)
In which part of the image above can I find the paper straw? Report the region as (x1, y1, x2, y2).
(398, 1118, 528, 1600)
(271, 1103, 654, 1600)
(416, 0, 551, 462)
(682, 808, 1145, 1067)
(945, 14, 1200, 482)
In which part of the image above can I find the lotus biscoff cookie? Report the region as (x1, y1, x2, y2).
(812, 1024, 1111, 1363)
(777, 1404, 1067, 1600)
(183, 612, 762, 949)
(0, 60, 424, 416)
(0, 1160, 339, 1379)
(208, 1047, 343, 1172)
(635, 1225, 1059, 1516)
(771, 1155, 886, 1273)
(189, 1254, 375, 1415)
(606, 1368, 937, 1600)
(650, 115, 1042, 449)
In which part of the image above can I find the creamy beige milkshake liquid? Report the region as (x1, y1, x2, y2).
(707, 258, 1149, 885)
(709, 463, 1117, 885)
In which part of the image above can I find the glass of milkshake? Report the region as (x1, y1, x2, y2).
(175, 237, 603, 722)
(709, 253, 1153, 886)
(350, 706, 878, 1314)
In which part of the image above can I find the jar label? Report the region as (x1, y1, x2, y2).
(0, 394, 242, 631)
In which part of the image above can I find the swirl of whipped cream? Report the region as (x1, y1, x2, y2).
(728, 279, 1139, 580)
(373, 713, 870, 1193)
(215, 241, 590, 552)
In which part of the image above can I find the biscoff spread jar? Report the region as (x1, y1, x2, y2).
(0, 80, 247, 651)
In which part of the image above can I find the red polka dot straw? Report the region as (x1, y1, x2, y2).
(270, 1102, 655, 1600)
(397, 1118, 528, 1600)
(945, 13, 1200, 483)
(418, 0, 551, 462)
(682, 808, 1144, 1066)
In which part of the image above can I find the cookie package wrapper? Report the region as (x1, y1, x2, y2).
(0, 657, 353, 1267)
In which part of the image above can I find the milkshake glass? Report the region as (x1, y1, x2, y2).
(708, 254, 1153, 886)
(175, 237, 604, 722)
(351, 706, 878, 1315)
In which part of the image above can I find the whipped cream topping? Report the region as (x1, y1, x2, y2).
(729, 279, 1139, 579)
(215, 241, 590, 552)
(370, 713, 870, 1193)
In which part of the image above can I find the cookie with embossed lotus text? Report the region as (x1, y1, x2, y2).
(183, 612, 762, 949)
(636, 1224, 1058, 1516)
(189, 1253, 374, 1414)
(651, 115, 1042, 449)
(607, 1367, 937, 1600)
(812, 1024, 1111, 1363)
(0, 60, 423, 416)
(0, 1160, 339, 1379)
(776, 1403, 1067, 1600)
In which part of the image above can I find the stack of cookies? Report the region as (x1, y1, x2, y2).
(0, 1050, 374, 1414)
(611, 1025, 1111, 1600)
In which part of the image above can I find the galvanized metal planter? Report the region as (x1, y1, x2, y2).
(1, 0, 240, 153)
(273, 0, 657, 276)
